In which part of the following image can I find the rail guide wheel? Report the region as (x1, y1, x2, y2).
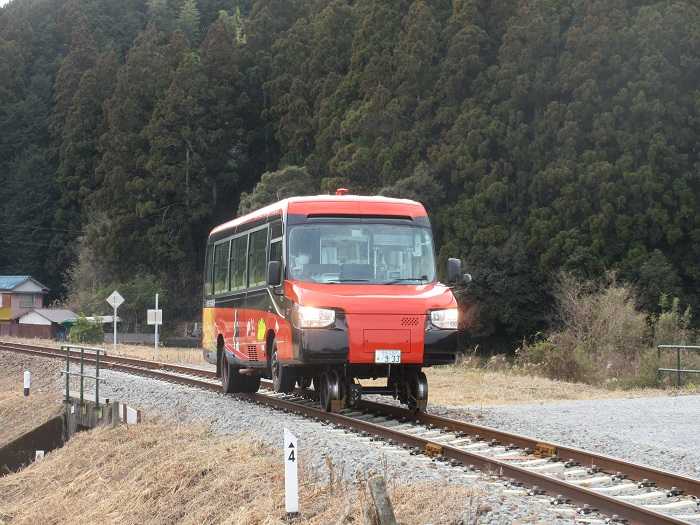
(408, 370, 428, 412)
(319, 370, 343, 412)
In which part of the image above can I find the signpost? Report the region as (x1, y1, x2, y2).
(284, 428, 299, 516)
(147, 293, 163, 360)
(23, 370, 30, 397)
(106, 291, 124, 352)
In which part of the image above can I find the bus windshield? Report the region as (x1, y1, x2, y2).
(288, 223, 436, 284)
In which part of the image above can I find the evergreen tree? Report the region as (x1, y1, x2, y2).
(177, 0, 201, 43)
(88, 26, 186, 279)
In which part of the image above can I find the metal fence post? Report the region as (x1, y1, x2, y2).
(64, 345, 70, 403)
(657, 344, 700, 386)
(80, 347, 85, 406)
(95, 348, 101, 407)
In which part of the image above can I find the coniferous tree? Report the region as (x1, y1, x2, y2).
(177, 0, 201, 43)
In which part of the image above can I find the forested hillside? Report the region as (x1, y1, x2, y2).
(1, 0, 698, 338)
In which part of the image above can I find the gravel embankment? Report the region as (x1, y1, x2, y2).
(83, 367, 603, 524)
(437, 395, 700, 479)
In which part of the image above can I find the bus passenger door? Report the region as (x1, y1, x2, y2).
(228, 235, 248, 361)
(243, 227, 269, 363)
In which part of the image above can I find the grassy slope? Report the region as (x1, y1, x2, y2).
(0, 422, 477, 524)
(0, 353, 62, 448)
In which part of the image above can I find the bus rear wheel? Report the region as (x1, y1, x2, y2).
(222, 353, 260, 394)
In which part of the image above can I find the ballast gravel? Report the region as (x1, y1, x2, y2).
(85, 367, 603, 525)
(436, 395, 700, 479)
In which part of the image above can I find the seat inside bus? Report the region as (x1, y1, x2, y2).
(340, 263, 372, 281)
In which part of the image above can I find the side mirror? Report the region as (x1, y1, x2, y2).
(267, 261, 282, 287)
(447, 258, 462, 283)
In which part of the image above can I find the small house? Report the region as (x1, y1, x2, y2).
(18, 308, 78, 340)
(0, 276, 49, 336)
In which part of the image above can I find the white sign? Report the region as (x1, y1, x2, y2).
(106, 291, 124, 350)
(147, 309, 163, 325)
(284, 428, 299, 514)
(35, 450, 44, 461)
(106, 290, 125, 309)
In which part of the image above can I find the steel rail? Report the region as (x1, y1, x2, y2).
(357, 400, 700, 500)
(1, 340, 697, 525)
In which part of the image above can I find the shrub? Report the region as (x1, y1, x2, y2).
(518, 273, 651, 384)
(516, 340, 588, 382)
(69, 315, 104, 344)
(652, 294, 693, 346)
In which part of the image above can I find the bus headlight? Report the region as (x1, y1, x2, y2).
(430, 309, 458, 330)
(294, 305, 336, 328)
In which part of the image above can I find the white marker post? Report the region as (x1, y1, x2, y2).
(106, 291, 125, 352)
(284, 428, 299, 516)
(23, 370, 30, 397)
(147, 294, 163, 361)
(155, 293, 158, 356)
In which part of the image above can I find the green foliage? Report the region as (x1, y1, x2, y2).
(238, 166, 316, 215)
(178, 0, 201, 42)
(652, 294, 693, 346)
(69, 315, 104, 344)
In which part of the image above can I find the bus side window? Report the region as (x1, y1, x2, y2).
(213, 240, 230, 294)
(204, 244, 214, 297)
(229, 235, 248, 291)
(248, 228, 268, 287)
(270, 220, 283, 239)
(270, 239, 282, 273)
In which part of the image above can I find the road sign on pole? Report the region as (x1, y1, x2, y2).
(106, 291, 124, 351)
(284, 428, 299, 515)
(147, 293, 162, 360)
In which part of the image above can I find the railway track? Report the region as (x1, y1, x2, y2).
(2, 340, 699, 525)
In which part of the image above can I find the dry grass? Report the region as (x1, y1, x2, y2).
(423, 364, 669, 407)
(0, 352, 63, 448)
(1, 336, 208, 366)
(0, 422, 477, 525)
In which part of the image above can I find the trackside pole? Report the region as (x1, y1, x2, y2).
(154, 293, 159, 360)
(106, 291, 125, 353)
(113, 304, 117, 352)
(23, 370, 30, 396)
(284, 428, 299, 516)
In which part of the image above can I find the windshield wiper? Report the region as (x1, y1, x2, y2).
(383, 276, 428, 284)
(326, 278, 371, 283)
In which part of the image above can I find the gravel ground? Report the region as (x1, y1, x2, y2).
(80, 367, 607, 524)
(12, 350, 685, 523)
(437, 396, 700, 479)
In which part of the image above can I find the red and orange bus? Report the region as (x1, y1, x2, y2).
(202, 190, 467, 411)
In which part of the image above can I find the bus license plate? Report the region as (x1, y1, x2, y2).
(375, 350, 401, 364)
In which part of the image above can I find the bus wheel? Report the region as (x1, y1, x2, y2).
(270, 339, 295, 393)
(319, 370, 341, 412)
(222, 353, 235, 394)
(222, 353, 261, 394)
(407, 370, 428, 412)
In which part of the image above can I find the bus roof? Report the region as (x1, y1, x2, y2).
(209, 194, 427, 237)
